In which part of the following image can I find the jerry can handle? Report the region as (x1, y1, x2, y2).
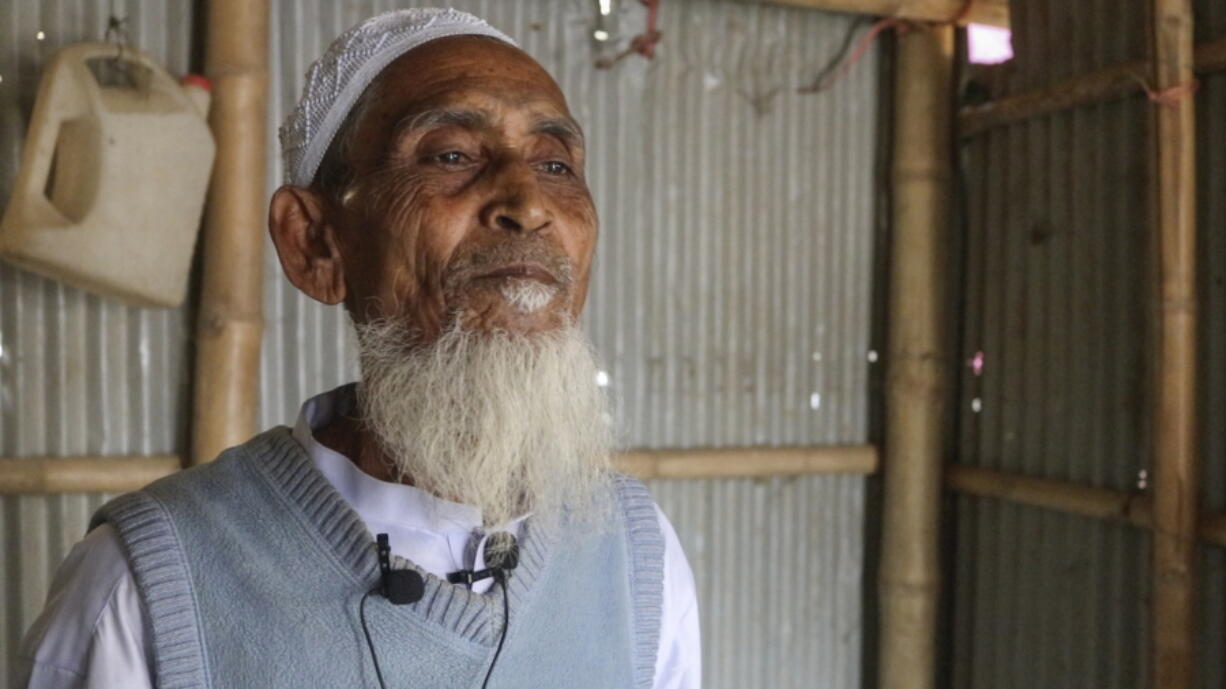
(9, 47, 96, 228)
(63, 42, 177, 114)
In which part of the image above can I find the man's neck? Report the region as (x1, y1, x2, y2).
(314, 413, 410, 485)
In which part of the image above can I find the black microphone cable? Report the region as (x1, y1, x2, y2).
(480, 570, 511, 689)
(360, 589, 391, 689)
(361, 577, 511, 689)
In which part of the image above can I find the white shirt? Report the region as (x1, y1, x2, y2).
(17, 387, 701, 689)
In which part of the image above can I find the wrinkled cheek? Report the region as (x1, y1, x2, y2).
(566, 197, 599, 262)
(365, 190, 451, 334)
(565, 203, 600, 314)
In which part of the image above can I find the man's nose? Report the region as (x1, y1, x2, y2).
(480, 163, 552, 234)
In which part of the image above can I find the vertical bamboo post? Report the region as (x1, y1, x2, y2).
(1150, 0, 1199, 686)
(191, 0, 269, 464)
(878, 24, 954, 689)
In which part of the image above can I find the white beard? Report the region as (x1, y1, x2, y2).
(354, 319, 614, 528)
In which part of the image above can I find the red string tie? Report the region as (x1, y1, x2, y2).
(1127, 71, 1199, 108)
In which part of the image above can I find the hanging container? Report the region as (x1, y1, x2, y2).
(0, 43, 215, 307)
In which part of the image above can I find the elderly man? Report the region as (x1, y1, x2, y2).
(17, 9, 699, 689)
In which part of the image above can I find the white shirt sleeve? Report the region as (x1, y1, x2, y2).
(15, 524, 154, 689)
(653, 505, 701, 689)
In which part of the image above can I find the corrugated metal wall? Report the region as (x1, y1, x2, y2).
(0, 1, 878, 687)
(1195, 1, 1226, 686)
(260, 2, 877, 688)
(0, 1, 196, 683)
(952, 1, 1156, 687)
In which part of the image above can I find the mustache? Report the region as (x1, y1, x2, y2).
(444, 241, 575, 292)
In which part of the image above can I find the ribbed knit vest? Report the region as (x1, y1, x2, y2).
(91, 428, 664, 689)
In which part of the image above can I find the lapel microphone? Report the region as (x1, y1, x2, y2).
(376, 533, 425, 604)
(447, 531, 520, 587)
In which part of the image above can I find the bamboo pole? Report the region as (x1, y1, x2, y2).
(0, 456, 182, 494)
(946, 465, 1153, 530)
(959, 36, 1226, 137)
(1150, 0, 1200, 687)
(191, 0, 270, 464)
(15, 455, 1226, 551)
(946, 465, 1226, 549)
(758, 0, 1009, 27)
(1199, 513, 1226, 549)
(878, 24, 954, 689)
(0, 446, 879, 494)
(615, 445, 879, 478)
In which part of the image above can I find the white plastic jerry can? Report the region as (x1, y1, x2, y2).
(0, 43, 215, 307)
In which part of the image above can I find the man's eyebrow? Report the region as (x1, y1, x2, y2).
(532, 116, 585, 149)
(389, 108, 584, 149)
(391, 108, 490, 139)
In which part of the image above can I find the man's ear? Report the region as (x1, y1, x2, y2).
(268, 186, 347, 305)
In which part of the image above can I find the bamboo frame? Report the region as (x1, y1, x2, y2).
(959, 36, 1226, 137)
(1150, 1, 1200, 687)
(878, 25, 954, 689)
(617, 445, 879, 479)
(946, 465, 1226, 548)
(0, 456, 183, 494)
(759, 0, 1010, 27)
(0, 445, 880, 494)
(27, 454, 1226, 549)
(947, 465, 1153, 529)
(190, 0, 270, 465)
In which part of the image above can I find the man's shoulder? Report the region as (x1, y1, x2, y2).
(90, 426, 300, 537)
(158, 426, 299, 488)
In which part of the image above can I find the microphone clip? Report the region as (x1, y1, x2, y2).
(448, 531, 520, 588)
(447, 567, 503, 586)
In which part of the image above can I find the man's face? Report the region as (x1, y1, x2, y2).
(323, 36, 596, 339)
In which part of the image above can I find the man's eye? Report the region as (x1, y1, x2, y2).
(433, 151, 469, 165)
(540, 161, 572, 176)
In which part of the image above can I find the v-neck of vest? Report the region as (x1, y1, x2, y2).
(246, 427, 557, 648)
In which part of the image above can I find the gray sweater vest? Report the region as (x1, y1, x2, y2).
(92, 428, 664, 689)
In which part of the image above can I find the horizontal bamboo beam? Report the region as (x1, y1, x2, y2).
(757, 0, 1009, 27)
(946, 463, 1151, 527)
(946, 464, 1226, 548)
(0, 445, 880, 494)
(1199, 512, 1226, 547)
(959, 36, 1226, 137)
(616, 445, 879, 479)
(0, 456, 183, 494)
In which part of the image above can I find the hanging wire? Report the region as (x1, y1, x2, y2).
(102, 8, 137, 88)
(799, 17, 909, 95)
(798, 17, 871, 94)
(594, 0, 662, 69)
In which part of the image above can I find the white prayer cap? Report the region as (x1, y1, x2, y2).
(279, 8, 516, 187)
